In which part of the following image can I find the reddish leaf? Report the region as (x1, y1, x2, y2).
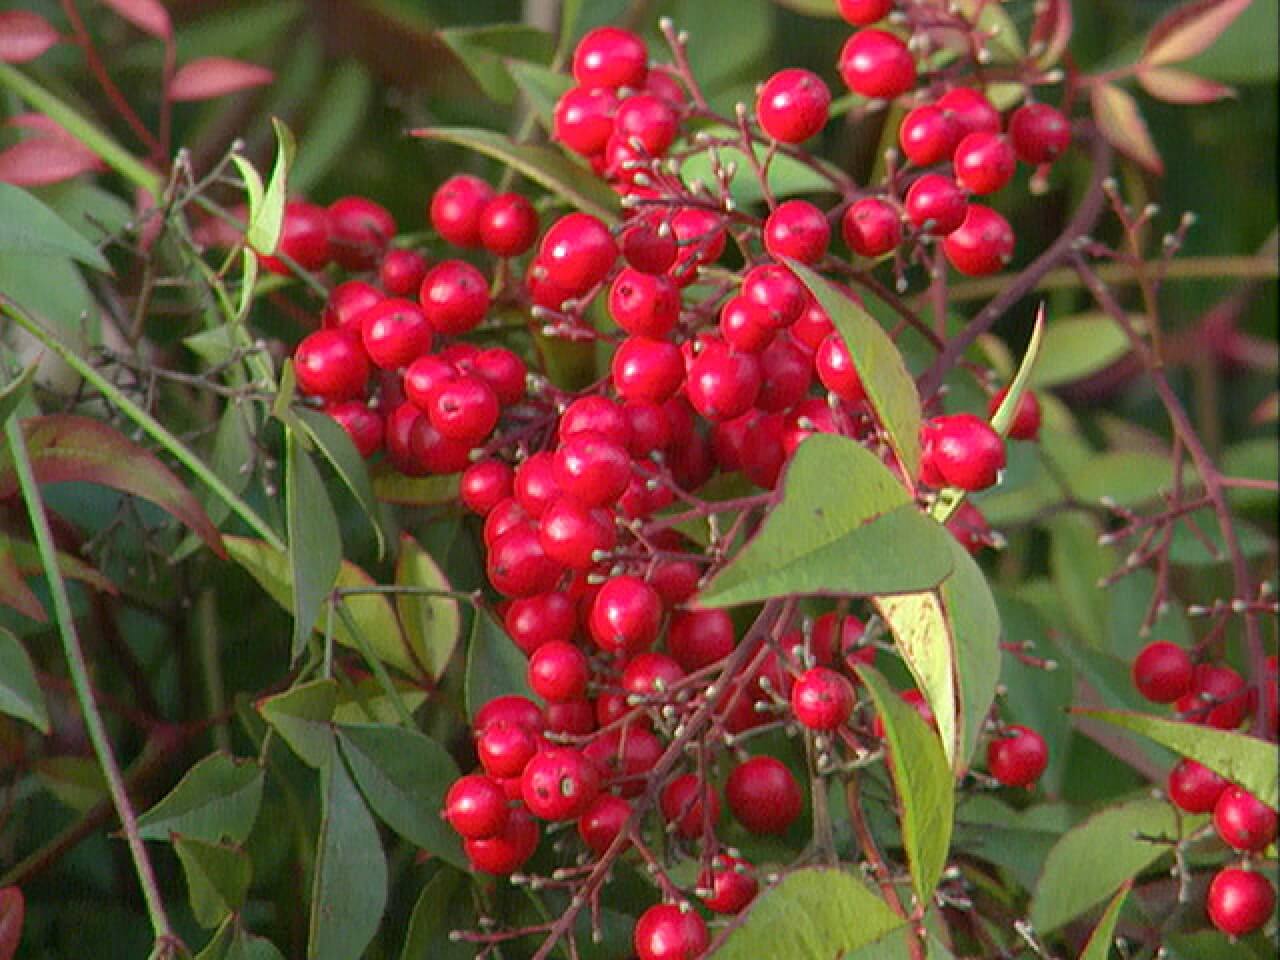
(0, 538, 45, 622)
(0, 11, 60, 64)
(168, 57, 274, 102)
(1143, 0, 1253, 67)
(1137, 66, 1236, 103)
(0, 416, 225, 557)
(99, 0, 171, 40)
(5, 533, 118, 596)
(0, 138, 104, 187)
(0, 887, 23, 960)
(1091, 83, 1164, 175)
(1029, 0, 1073, 68)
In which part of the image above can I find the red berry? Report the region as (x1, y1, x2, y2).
(660, 773, 720, 839)
(838, 29, 917, 100)
(553, 432, 632, 507)
(476, 720, 540, 779)
(410, 417, 474, 474)
(764, 199, 831, 264)
(1167, 758, 1229, 813)
(578, 793, 631, 856)
(667, 609, 736, 672)
(838, 0, 893, 25)
(419, 259, 490, 335)
(323, 280, 384, 332)
(260, 200, 330, 274)
(614, 93, 680, 156)
(588, 575, 662, 655)
(952, 132, 1016, 195)
(504, 591, 578, 656)
(936, 87, 1001, 140)
(726, 756, 803, 835)
(987, 725, 1048, 788)
(513, 452, 561, 519)
(474, 694, 544, 733)
(1176, 663, 1252, 729)
(622, 651, 685, 699)
(756, 68, 831, 143)
(920, 413, 1006, 491)
(460, 459, 514, 515)
(842, 197, 902, 257)
(539, 495, 616, 571)
(487, 524, 563, 598)
(1207, 868, 1276, 937)
(478, 192, 539, 257)
(791, 667, 856, 730)
(544, 698, 595, 736)
(741, 263, 808, 327)
(528, 641, 590, 703)
(324, 400, 383, 457)
(327, 196, 395, 271)
(444, 774, 509, 839)
(538, 213, 619, 296)
(815, 332, 866, 404)
(378, 248, 429, 296)
(898, 104, 961, 167)
(702, 855, 758, 914)
(295, 329, 369, 401)
(719, 295, 777, 353)
(942, 204, 1014, 276)
(1131, 641, 1194, 704)
(1213, 786, 1278, 852)
(620, 212, 678, 274)
(988, 386, 1042, 441)
(1009, 103, 1072, 165)
(560, 395, 632, 447)
(809, 612, 867, 666)
(430, 174, 494, 249)
(609, 268, 681, 338)
(613, 336, 686, 404)
(757, 335, 813, 412)
(554, 85, 619, 156)
(670, 207, 727, 280)
(521, 747, 600, 820)
(684, 340, 762, 422)
(584, 727, 663, 796)
(470, 347, 526, 405)
(634, 904, 709, 960)
(359, 298, 432, 370)
(572, 27, 647, 90)
(904, 174, 967, 235)
(623, 402, 672, 457)
(426, 375, 499, 442)
(464, 807, 539, 875)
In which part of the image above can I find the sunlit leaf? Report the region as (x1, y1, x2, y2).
(1137, 66, 1235, 103)
(1143, 0, 1253, 67)
(1091, 83, 1163, 175)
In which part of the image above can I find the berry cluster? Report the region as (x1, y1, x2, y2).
(1133, 641, 1278, 936)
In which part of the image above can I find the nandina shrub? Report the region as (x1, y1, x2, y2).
(0, 2, 1275, 959)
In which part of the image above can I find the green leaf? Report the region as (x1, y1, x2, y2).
(1079, 881, 1131, 960)
(256, 679, 337, 769)
(333, 678, 427, 724)
(465, 606, 533, 719)
(0, 182, 109, 271)
(874, 536, 1001, 771)
(439, 24, 555, 103)
(136, 753, 264, 843)
(0, 253, 92, 335)
(226, 537, 419, 678)
(36, 755, 106, 811)
(0, 626, 48, 732)
(768, 0, 840, 17)
(0, 535, 44, 621)
(678, 134, 836, 206)
(395, 533, 461, 680)
(856, 666, 954, 903)
(400, 867, 475, 960)
(708, 868, 904, 959)
(295, 407, 386, 559)
(990, 305, 1045, 439)
(1076, 710, 1278, 808)
(5, 531, 117, 595)
(1049, 514, 1112, 647)
(0, 363, 37, 428)
(285, 429, 342, 661)
(336, 723, 465, 867)
(1029, 313, 1132, 388)
(309, 742, 388, 960)
(505, 60, 572, 133)
(789, 263, 922, 479)
(173, 835, 252, 928)
(698, 435, 954, 608)
(249, 119, 295, 255)
(1178, 0, 1278, 82)
(290, 61, 373, 194)
(410, 126, 619, 224)
(370, 465, 460, 506)
(1030, 797, 1200, 933)
(674, 0, 772, 94)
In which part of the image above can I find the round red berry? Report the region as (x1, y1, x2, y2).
(987, 725, 1048, 788)
(487, 524, 563, 598)
(609, 268, 681, 338)
(553, 431, 632, 507)
(936, 87, 1001, 139)
(1207, 868, 1276, 937)
(430, 174, 494, 249)
(327, 196, 395, 271)
(1167, 757, 1229, 813)
(633, 904, 709, 960)
(324, 400, 383, 457)
(1131, 641, 1194, 704)
(952, 132, 1016, 195)
(460, 459, 514, 515)
(539, 495, 616, 571)
(359, 298, 432, 370)
(613, 336, 686, 404)
(573, 27, 647, 90)
(578, 793, 631, 856)
(504, 591, 577, 656)
(324, 280, 384, 333)
(378, 248, 429, 296)
(815, 332, 867, 404)
(295, 329, 369, 401)
(726, 756, 803, 835)
(920, 412, 1006, 491)
(842, 196, 902, 257)
(1214, 786, 1278, 852)
(444, 773, 509, 839)
(839, 29, 917, 100)
(791, 667, 856, 730)
(260, 200, 330, 274)
(764, 199, 831, 264)
(660, 773, 720, 839)
(898, 104, 961, 167)
(419, 259, 490, 335)
(942, 204, 1014, 276)
(588, 575, 662, 655)
(554, 85, 619, 156)
(702, 855, 759, 914)
(1176, 663, 1252, 729)
(684, 341, 762, 422)
(464, 807, 539, 875)
(538, 213, 619, 296)
(756, 68, 831, 143)
(838, 0, 893, 25)
(905, 174, 967, 235)
(426, 374, 499, 442)
(478, 192, 539, 257)
(1009, 103, 1072, 165)
(521, 747, 600, 821)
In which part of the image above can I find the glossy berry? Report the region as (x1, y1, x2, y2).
(324, 400, 383, 457)
(684, 342, 762, 422)
(702, 855, 758, 914)
(378, 248, 429, 296)
(419, 259, 490, 335)
(527, 641, 590, 704)
(660, 774, 720, 838)
(791, 667, 856, 730)
(898, 104, 961, 167)
(474, 694, 544, 733)
(1176, 663, 1252, 729)
(614, 93, 680, 156)
(471, 347, 526, 405)
(260, 200, 330, 274)
(1206, 868, 1275, 937)
(553, 432, 632, 507)
(620, 213, 678, 274)
(1009, 103, 1072, 165)
(478, 192, 539, 257)
(842, 197, 902, 257)
(942, 204, 1014, 276)
(764, 199, 831, 264)
(323, 280, 384, 332)
(430, 175, 494, 249)
(554, 85, 619, 156)
(609, 269, 681, 338)
(359, 298, 432, 370)
(719, 295, 777, 353)
(538, 495, 616, 571)
(476, 720, 540, 779)
(952, 132, 1017, 195)
(327, 196, 395, 271)
(426, 375, 499, 442)
(838, 29, 917, 100)
(741, 263, 807, 327)
(521, 747, 600, 821)
(444, 774, 509, 839)
(622, 652, 685, 701)
(572, 26, 647, 90)
(838, 0, 894, 25)
(464, 807, 539, 875)
(588, 575, 662, 655)
(294, 329, 369, 401)
(988, 386, 1042, 441)
(1213, 786, 1278, 852)
(667, 609, 736, 672)
(1167, 758, 1229, 813)
(1131, 641, 1194, 704)
(936, 87, 1001, 139)
(726, 756, 803, 835)
(633, 904, 709, 960)
(504, 591, 577, 656)
(560, 395, 631, 447)
(815, 332, 866, 404)
(538, 213, 619, 295)
(920, 413, 1006, 491)
(578, 793, 631, 856)
(904, 174, 968, 235)
(486, 524, 562, 598)
(613, 336, 685, 404)
(460, 459, 514, 515)
(756, 68, 831, 143)
(513, 452, 561, 519)
(987, 725, 1048, 788)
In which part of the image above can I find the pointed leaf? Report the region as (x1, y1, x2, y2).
(0, 887, 24, 960)
(709, 868, 904, 959)
(173, 835, 252, 928)
(257, 680, 337, 769)
(465, 606, 533, 719)
(0, 626, 49, 732)
(5, 532, 117, 595)
(1028, 312, 1133, 387)
(0, 415, 225, 554)
(1080, 882, 1132, 960)
(0, 12, 60, 64)
(1091, 83, 1163, 175)
(1076, 710, 1278, 808)
(0, 183, 109, 270)
(439, 24, 555, 103)
(336, 723, 465, 867)
(1143, 0, 1253, 67)
(135, 752, 264, 843)
(296, 407, 385, 558)
(0, 535, 44, 621)
(285, 429, 342, 660)
(100, 0, 172, 39)
(310, 742, 388, 960)
(400, 868, 475, 960)
(1137, 66, 1235, 103)
(1030, 0, 1073, 67)
(789, 262, 923, 478)
(245, 119, 295, 256)
(370, 465, 460, 506)
(395, 534, 460, 679)
(989, 305, 1045, 439)
(169, 57, 274, 102)
(504, 60, 572, 133)
(698, 435, 954, 608)
(0, 138, 104, 187)
(410, 126, 618, 224)
(856, 666, 954, 903)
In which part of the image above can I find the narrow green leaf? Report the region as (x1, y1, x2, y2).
(439, 24, 555, 103)
(1079, 881, 1131, 960)
(230, 153, 265, 235)
(248, 118, 295, 255)
(856, 666, 954, 903)
(395, 533, 461, 679)
(1049, 513, 1112, 647)
(0, 626, 49, 732)
(370, 466, 460, 506)
(410, 126, 619, 224)
(990, 304, 1046, 438)
(0, 363, 37, 427)
(1077, 710, 1278, 808)
(789, 263, 923, 479)
(285, 429, 342, 661)
(173, 835, 252, 928)
(136, 753, 264, 843)
(309, 742, 388, 960)
(708, 868, 904, 959)
(256, 679, 337, 769)
(0, 182, 109, 271)
(465, 606, 533, 719)
(295, 407, 386, 559)
(400, 867, 475, 960)
(290, 61, 373, 194)
(697, 435, 954, 608)
(504, 60, 572, 133)
(337, 723, 465, 867)
(1030, 797, 1201, 933)
(1028, 313, 1132, 388)
(0, 536, 45, 621)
